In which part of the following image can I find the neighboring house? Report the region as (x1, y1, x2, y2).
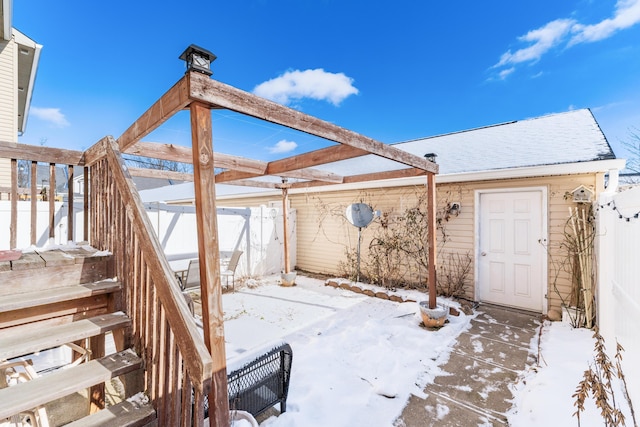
(618, 171, 640, 190)
(72, 170, 186, 196)
(140, 108, 626, 318)
(27, 163, 68, 196)
(0, 0, 42, 192)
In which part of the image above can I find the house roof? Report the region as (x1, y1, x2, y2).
(313, 109, 616, 177)
(139, 109, 622, 203)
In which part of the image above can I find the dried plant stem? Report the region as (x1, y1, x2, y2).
(569, 206, 594, 328)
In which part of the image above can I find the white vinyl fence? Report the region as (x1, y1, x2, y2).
(0, 201, 85, 249)
(144, 203, 296, 278)
(596, 186, 640, 402)
(1, 201, 296, 279)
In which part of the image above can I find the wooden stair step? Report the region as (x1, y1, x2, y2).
(0, 312, 130, 361)
(0, 280, 122, 313)
(64, 398, 156, 427)
(0, 349, 142, 420)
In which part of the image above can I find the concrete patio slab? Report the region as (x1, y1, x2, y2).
(396, 303, 541, 427)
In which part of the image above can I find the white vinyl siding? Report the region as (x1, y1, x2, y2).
(0, 38, 17, 189)
(215, 173, 601, 315)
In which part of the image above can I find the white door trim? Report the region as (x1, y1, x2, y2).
(474, 186, 548, 313)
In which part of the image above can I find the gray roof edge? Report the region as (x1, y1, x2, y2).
(391, 108, 611, 151)
(587, 107, 617, 160)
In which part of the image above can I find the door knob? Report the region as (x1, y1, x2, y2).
(481, 252, 487, 256)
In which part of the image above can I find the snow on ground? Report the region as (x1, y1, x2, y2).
(508, 321, 636, 427)
(223, 276, 637, 427)
(222, 275, 472, 426)
(13, 273, 637, 426)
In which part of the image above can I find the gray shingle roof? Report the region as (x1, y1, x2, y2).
(393, 108, 615, 175)
(318, 108, 615, 176)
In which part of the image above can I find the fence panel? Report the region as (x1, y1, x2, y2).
(596, 186, 640, 402)
(144, 203, 297, 277)
(0, 201, 85, 249)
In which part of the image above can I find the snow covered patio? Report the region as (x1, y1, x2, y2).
(186, 275, 636, 427)
(188, 275, 472, 426)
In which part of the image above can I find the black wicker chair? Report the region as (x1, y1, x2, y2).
(204, 342, 293, 418)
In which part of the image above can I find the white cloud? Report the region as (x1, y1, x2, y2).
(498, 67, 516, 80)
(268, 139, 298, 154)
(492, 0, 640, 78)
(493, 19, 575, 69)
(253, 69, 359, 106)
(569, 0, 640, 45)
(30, 107, 70, 128)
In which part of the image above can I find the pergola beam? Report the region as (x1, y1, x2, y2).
(117, 78, 190, 152)
(187, 72, 438, 174)
(127, 142, 269, 175)
(214, 168, 343, 184)
(262, 144, 370, 174)
(128, 167, 194, 182)
(288, 167, 428, 189)
(128, 141, 344, 184)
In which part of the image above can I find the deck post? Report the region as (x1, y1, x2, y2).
(190, 101, 230, 426)
(427, 172, 437, 309)
(30, 161, 37, 245)
(83, 166, 89, 242)
(68, 165, 74, 242)
(281, 179, 290, 274)
(10, 159, 17, 249)
(49, 163, 56, 239)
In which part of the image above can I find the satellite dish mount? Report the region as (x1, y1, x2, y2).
(345, 203, 376, 283)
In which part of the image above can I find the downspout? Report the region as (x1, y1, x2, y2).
(602, 168, 619, 195)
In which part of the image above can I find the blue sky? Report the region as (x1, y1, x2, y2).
(14, 0, 640, 163)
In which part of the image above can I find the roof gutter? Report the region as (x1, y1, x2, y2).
(216, 158, 627, 200)
(13, 28, 42, 134)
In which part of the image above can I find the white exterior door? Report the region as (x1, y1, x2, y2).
(478, 190, 545, 312)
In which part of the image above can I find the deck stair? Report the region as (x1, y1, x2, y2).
(0, 248, 156, 426)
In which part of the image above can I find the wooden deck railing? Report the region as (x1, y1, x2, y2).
(86, 136, 213, 426)
(0, 140, 88, 249)
(1, 137, 214, 425)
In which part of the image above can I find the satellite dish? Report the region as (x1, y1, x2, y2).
(345, 203, 376, 283)
(345, 203, 375, 228)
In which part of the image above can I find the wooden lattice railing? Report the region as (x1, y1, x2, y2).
(86, 136, 213, 426)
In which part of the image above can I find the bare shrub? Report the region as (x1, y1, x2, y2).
(436, 251, 472, 298)
(337, 248, 359, 282)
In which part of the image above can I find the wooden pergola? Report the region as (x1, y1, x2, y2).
(114, 70, 439, 425)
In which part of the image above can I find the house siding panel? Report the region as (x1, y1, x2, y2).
(0, 38, 17, 191)
(216, 172, 599, 315)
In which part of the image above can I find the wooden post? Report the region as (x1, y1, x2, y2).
(68, 165, 74, 242)
(427, 172, 437, 309)
(30, 161, 37, 245)
(49, 163, 56, 239)
(190, 101, 230, 427)
(84, 166, 89, 242)
(281, 181, 290, 274)
(10, 159, 17, 249)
